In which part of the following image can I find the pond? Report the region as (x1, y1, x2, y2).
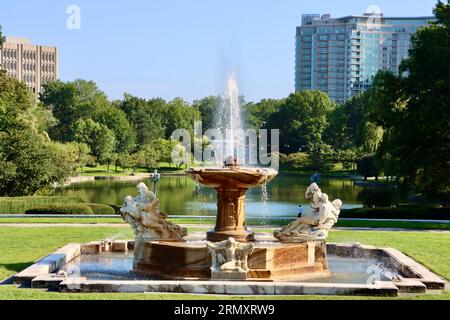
(55, 176, 365, 218)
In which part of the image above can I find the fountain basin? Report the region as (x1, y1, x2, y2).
(15, 239, 446, 296)
(186, 167, 278, 242)
(133, 240, 328, 280)
(186, 167, 278, 189)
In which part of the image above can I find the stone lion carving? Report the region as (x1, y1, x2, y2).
(274, 183, 342, 242)
(207, 237, 254, 279)
(120, 182, 188, 241)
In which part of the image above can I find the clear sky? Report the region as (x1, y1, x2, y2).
(0, 0, 438, 102)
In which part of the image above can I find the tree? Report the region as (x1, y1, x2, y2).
(0, 24, 3, 48)
(98, 106, 136, 153)
(193, 96, 219, 131)
(325, 94, 383, 168)
(162, 97, 201, 139)
(116, 94, 166, 145)
(154, 138, 178, 166)
(365, 1, 450, 203)
(116, 153, 134, 173)
(267, 91, 335, 169)
(40, 80, 110, 142)
(67, 142, 94, 171)
(72, 118, 116, 163)
(0, 71, 76, 196)
(132, 144, 159, 172)
(243, 99, 284, 130)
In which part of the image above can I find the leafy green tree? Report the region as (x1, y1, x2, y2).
(154, 138, 178, 166)
(163, 97, 201, 139)
(40, 80, 110, 142)
(365, 1, 450, 203)
(116, 94, 166, 145)
(72, 118, 116, 163)
(132, 144, 159, 172)
(66, 142, 93, 171)
(267, 91, 335, 168)
(279, 152, 312, 171)
(98, 106, 136, 153)
(0, 25, 3, 48)
(116, 152, 134, 173)
(243, 99, 284, 130)
(0, 71, 76, 196)
(193, 96, 219, 131)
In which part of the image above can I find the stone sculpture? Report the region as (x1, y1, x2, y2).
(207, 237, 254, 280)
(120, 182, 188, 241)
(274, 183, 342, 242)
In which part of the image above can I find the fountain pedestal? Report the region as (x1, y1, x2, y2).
(207, 188, 254, 242)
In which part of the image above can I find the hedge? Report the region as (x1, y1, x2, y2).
(25, 204, 94, 215)
(85, 203, 117, 215)
(340, 206, 450, 220)
(0, 196, 85, 215)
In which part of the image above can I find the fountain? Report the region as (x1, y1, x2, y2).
(116, 74, 339, 281)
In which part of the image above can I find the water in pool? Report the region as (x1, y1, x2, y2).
(63, 252, 401, 284)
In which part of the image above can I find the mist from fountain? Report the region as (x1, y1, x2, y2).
(212, 72, 246, 164)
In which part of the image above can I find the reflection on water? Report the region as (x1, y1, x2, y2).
(55, 176, 364, 217)
(63, 252, 401, 284)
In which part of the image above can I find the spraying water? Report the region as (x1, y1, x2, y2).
(213, 72, 245, 163)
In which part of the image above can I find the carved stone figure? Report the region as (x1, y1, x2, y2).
(120, 183, 188, 241)
(207, 237, 254, 279)
(274, 183, 342, 242)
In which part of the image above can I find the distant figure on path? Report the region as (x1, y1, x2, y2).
(297, 205, 303, 218)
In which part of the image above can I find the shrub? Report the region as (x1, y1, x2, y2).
(279, 152, 312, 171)
(340, 206, 450, 220)
(85, 203, 117, 215)
(357, 188, 397, 208)
(25, 204, 94, 215)
(0, 196, 85, 215)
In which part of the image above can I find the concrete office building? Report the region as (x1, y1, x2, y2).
(295, 13, 432, 103)
(0, 36, 58, 98)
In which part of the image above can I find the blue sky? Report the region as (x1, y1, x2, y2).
(0, 0, 438, 102)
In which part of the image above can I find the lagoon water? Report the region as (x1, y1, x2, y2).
(55, 176, 364, 218)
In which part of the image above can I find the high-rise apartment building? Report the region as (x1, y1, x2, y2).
(0, 36, 58, 98)
(295, 13, 432, 103)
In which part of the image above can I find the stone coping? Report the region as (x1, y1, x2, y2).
(13, 240, 446, 296)
(59, 279, 398, 296)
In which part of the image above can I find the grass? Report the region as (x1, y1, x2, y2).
(0, 227, 449, 300)
(335, 220, 450, 230)
(75, 163, 188, 177)
(0, 286, 448, 300)
(0, 217, 125, 224)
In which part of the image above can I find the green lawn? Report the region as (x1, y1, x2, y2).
(0, 285, 448, 300)
(0, 217, 126, 224)
(75, 163, 188, 177)
(0, 227, 449, 300)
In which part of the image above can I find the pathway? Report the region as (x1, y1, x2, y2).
(0, 223, 450, 233)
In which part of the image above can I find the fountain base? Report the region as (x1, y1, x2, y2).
(133, 240, 329, 280)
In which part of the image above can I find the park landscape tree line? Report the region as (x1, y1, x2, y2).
(0, 1, 448, 204)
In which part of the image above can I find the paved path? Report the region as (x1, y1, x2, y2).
(0, 223, 450, 233)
